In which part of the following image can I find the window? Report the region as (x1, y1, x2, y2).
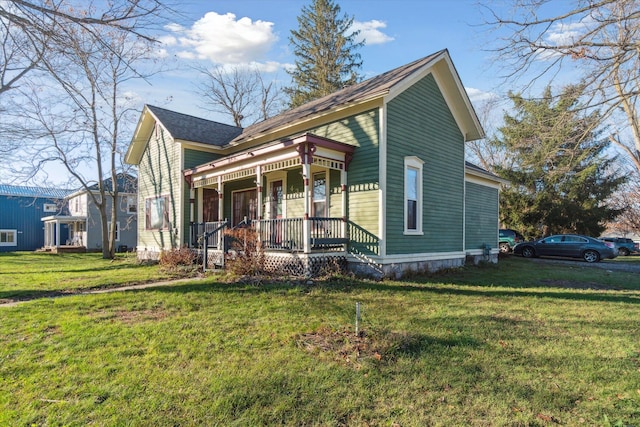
(43, 203, 58, 213)
(145, 195, 170, 230)
(404, 156, 424, 234)
(108, 221, 120, 242)
(127, 195, 137, 214)
(312, 172, 327, 217)
(0, 230, 17, 246)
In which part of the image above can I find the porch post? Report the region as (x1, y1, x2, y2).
(341, 169, 348, 239)
(218, 176, 224, 250)
(303, 161, 311, 254)
(55, 220, 61, 247)
(255, 165, 262, 244)
(189, 188, 195, 223)
(256, 165, 263, 220)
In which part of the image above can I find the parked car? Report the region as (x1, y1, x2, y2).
(599, 237, 638, 256)
(513, 234, 617, 263)
(499, 229, 525, 253)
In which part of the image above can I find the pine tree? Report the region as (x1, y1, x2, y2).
(495, 85, 626, 238)
(286, 0, 364, 108)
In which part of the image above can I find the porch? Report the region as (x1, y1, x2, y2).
(190, 217, 349, 274)
(184, 133, 355, 274)
(41, 215, 87, 251)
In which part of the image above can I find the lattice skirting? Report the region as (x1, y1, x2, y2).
(200, 249, 347, 277)
(261, 253, 347, 277)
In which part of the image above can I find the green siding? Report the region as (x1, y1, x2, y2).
(465, 182, 499, 250)
(137, 127, 182, 251)
(310, 110, 381, 255)
(182, 148, 222, 235)
(183, 148, 220, 169)
(285, 169, 305, 218)
(386, 73, 465, 255)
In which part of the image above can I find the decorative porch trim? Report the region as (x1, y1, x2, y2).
(187, 132, 355, 189)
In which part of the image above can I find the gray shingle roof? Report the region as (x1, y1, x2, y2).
(146, 105, 243, 147)
(0, 185, 72, 199)
(233, 50, 446, 143)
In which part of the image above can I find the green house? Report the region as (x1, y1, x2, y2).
(125, 49, 504, 278)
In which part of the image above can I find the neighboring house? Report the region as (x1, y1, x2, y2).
(41, 174, 138, 252)
(0, 185, 71, 252)
(125, 49, 504, 278)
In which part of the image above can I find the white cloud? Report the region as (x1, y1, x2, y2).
(351, 20, 394, 45)
(546, 18, 592, 46)
(166, 12, 278, 65)
(158, 35, 178, 46)
(466, 87, 496, 103)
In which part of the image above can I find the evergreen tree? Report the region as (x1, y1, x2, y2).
(286, 0, 364, 108)
(495, 85, 626, 238)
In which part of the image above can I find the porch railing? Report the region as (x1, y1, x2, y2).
(192, 217, 348, 254)
(254, 218, 304, 251)
(190, 221, 227, 248)
(254, 217, 347, 252)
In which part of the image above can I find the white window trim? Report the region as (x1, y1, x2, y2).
(127, 195, 137, 214)
(404, 156, 424, 235)
(311, 170, 328, 217)
(0, 229, 17, 246)
(43, 203, 58, 213)
(266, 171, 287, 220)
(107, 221, 121, 242)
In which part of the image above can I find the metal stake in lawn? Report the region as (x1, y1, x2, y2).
(355, 302, 362, 336)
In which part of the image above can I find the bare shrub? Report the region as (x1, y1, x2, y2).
(159, 247, 198, 275)
(224, 227, 265, 277)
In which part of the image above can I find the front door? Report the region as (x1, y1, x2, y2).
(232, 189, 257, 226)
(202, 188, 219, 222)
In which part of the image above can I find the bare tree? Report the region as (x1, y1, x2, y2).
(0, 0, 166, 96)
(466, 96, 514, 173)
(196, 65, 284, 127)
(483, 0, 640, 175)
(9, 23, 157, 259)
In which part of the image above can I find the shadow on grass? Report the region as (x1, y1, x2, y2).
(3, 257, 639, 306)
(143, 276, 640, 306)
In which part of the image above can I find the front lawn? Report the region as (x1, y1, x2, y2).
(0, 252, 175, 302)
(0, 255, 638, 425)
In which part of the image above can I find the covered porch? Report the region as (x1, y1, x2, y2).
(184, 133, 355, 270)
(41, 215, 87, 251)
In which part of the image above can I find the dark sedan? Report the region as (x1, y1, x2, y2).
(513, 234, 617, 263)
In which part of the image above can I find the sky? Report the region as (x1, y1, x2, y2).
(5, 0, 585, 186)
(134, 0, 515, 122)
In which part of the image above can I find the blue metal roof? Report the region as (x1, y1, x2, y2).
(0, 184, 72, 199)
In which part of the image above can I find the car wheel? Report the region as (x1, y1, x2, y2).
(619, 247, 630, 256)
(583, 250, 600, 263)
(499, 242, 510, 253)
(521, 246, 535, 258)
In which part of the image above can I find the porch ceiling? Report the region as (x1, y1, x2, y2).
(186, 133, 354, 189)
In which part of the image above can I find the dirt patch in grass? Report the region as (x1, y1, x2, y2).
(297, 326, 420, 368)
(540, 279, 621, 291)
(91, 308, 170, 324)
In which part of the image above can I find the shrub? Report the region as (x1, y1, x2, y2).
(159, 247, 198, 274)
(224, 227, 265, 277)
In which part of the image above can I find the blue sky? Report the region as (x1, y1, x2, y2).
(7, 0, 585, 186)
(137, 0, 513, 121)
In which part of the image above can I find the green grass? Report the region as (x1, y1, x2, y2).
(0, 252, 175, 302)
(0, 255, 639, 425)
